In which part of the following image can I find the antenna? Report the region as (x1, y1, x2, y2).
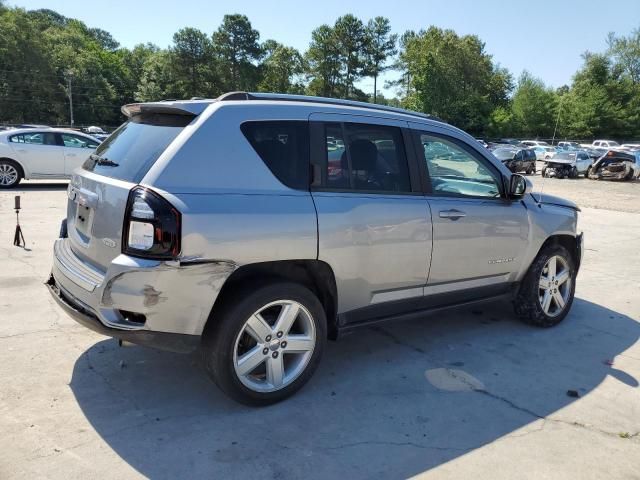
(539, 95, 565, 203)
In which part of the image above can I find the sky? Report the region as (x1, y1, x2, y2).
(9, 0, 640, 96)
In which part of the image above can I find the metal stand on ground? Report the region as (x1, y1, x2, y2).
(13, 195, 25, 248)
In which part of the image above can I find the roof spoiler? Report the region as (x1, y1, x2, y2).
(121, 102, 205, 118)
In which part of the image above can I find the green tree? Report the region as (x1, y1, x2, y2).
(305, 24, 341, 97)
(560, 53, 626, 139)
(364, 17, 397, 103)
(258, 40, 305, 93)
(135, 50, 178, 101)
(171, 27, 213, 97)
(212, 14, 262, 91)
(333, 14, 367, 98)
(607, 28, 640, 84)
(0, 7, 65, 123)
(399, 26, 513, 134)
(511, 71, 557, 137)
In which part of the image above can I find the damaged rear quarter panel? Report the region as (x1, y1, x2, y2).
(102, 260, 237, 335)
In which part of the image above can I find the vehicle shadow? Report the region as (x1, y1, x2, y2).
(15, 181, 68, 191)
(69, 298, 639, 479)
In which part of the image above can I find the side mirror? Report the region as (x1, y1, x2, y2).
(509, 173, 529, 198)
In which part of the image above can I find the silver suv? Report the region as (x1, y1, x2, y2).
(47, 92, 583, 405)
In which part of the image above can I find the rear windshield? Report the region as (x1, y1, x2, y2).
(82, 113, 193, 182)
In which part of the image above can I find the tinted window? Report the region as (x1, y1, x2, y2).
(321, 122, 411, 193)
(10, 132, 57, 145)
(241, 121, 309, 190)
(83, 113, 192, 182)
(419, 133, 501, 198)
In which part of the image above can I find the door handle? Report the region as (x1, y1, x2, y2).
(67, 153, 77, 157)
(439, 209, 466, 220)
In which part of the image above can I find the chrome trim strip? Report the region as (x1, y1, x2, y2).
(424, 273, 510, 296)
(370, 286, 424, 305)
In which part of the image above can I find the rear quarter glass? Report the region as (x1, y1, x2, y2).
(82, 113, 193, 183)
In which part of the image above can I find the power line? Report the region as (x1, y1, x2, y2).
(0, 98, 123, 108)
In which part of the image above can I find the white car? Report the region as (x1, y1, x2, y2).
(521, 140, 549, 148)
(0, 128, 100, 188)
(620, 143, 640, 152)
(592, 139, 620, 149)
(533, 146, 557, 160)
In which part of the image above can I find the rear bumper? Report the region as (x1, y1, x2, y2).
(50, 237, 237, 338)
(46, 274, 199, 353)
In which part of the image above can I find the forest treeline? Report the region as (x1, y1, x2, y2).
(1, 2, 639, 139)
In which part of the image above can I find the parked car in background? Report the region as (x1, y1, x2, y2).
(475, 138, 489, 148)
(592, 140, 620, 149)
(542, 151, 592, 178)
(533, 146, 557, 160)
(588, 150, 640, 181)
(557, 141, 581, 150)
(84, 126, 109, 141)
(0, 128, 100, 188)
(583, 147, 605, 160)
(492, 147, 537, 174)
(521, 140, 549, 148)
(14, 124, 51, 129)
(46, 92, 583, 405)
(620, 143, 640, 152)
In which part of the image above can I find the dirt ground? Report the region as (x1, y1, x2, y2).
(529, 170, 640, 213)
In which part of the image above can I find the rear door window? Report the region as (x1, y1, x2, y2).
(10, 132, 57, 145)
(319, 122, 411, 193)
(83, 113, 192, 182)
(240, 121, 309, 190)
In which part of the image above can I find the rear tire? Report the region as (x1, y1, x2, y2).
(0, 160, 22, 189)
(514, 244, 576, 327)
(202, 282, 327, 406)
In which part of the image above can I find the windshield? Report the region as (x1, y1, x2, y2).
(492, 148, 516, 160)
(83, 113, 193, 182)
(553, 152, 576, 160)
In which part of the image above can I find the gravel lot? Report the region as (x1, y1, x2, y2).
(528, 170, 640, 213)
(1, 180, 639, 479)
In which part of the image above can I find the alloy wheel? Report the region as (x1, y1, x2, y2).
(538, 255, 572, 317)
(233, 300, 316, 393)
(0, 164, 18, 186)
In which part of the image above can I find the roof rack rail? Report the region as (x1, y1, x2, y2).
(216, 91, 442, 123)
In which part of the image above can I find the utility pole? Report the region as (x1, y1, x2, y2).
(65, 70, 74, 127)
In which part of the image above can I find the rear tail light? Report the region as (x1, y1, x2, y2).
(122, 187, 181, 259)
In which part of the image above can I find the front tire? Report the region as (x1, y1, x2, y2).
(0, 160, 22, 189)
(202, 282, 327, 406)
(514, 244, 576, 327)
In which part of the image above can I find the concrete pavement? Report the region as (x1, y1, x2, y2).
(0, 181, 638, 479)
